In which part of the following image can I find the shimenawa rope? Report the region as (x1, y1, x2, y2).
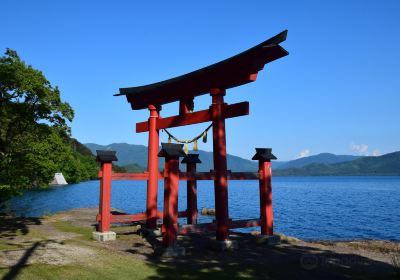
(163, 123, 212, 154)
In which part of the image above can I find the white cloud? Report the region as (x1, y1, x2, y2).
(350, 143, 369, 155)
(349, 143, 382, 156)
(296, 149, 310, 159)
(372, 149, 381, 156)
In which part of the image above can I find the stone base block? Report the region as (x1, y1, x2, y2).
(209, 239, 238, 251)
(254, 234, 281, 245)
(155, 246, 186, 257)
(92, 231, 116, 241)
(141, 228, 162, 237)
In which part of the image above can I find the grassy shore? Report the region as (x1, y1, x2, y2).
(0, 208, 399, 280)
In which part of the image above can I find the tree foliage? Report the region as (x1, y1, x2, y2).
(0, 49, 97, 203)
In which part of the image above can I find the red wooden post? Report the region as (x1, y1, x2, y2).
(163, 157, 179, 247)
(96, 150, 118, 233)
(146, 104, 161, 229)
(186, 163, 197, 224)
(179, 98, 190, 115)
(159, 143, 186, 247)
(210, 88, 230, 241)
(99, 162, 112, 232)
(252, 148, 277, 235)
(259, 161, 273, 235)
(182, 154, 201, 224)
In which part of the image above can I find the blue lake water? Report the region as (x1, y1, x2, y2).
(4, 176, 400, 241)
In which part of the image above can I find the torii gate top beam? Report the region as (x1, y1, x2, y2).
(116, 30, 288, 110)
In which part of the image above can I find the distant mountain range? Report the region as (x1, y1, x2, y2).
(85, 143, 399, 176)
(274, 153, 361, 170)
(274, 151, 400, 176)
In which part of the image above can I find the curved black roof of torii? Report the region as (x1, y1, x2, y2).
(117, 30, 288, 110)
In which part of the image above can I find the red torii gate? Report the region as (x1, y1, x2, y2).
(93, 30, 288, 252)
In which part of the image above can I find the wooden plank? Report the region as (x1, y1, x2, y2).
(102, 171, 258, 181)
(229, 172, 259, 180)
(136, 108, 209, 133)
(224, 101, 250, 119)
(179, 222, 216, 234)
(178, 218, 261, 234)
(110, 172, 163, 180)
(98, 211, 165, 223)
(179, 172, 215, 181)
(178, 210, 188, 218)
(136, 101, 249, 133)
(179, 171, 258, 180)
(111, 213, 147, 223)
(111, 172, 148, 180)
(230, 219, 261, 229)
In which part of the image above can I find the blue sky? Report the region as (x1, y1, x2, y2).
(1, 0, 399, 160)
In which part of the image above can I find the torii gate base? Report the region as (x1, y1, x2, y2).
(93, 146, 279, 253)
(92, 151, 117, 242)
(92, 230, 116, 242)
(209, 238, 238, 251)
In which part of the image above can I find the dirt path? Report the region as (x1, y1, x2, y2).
(0, 211, 95, 267)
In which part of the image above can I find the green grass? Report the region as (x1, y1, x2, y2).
(0, 225, 45, 251)
(391, 254, 400, 279)
(52, 221, 93, 240)
(0, 259, 264, 280)
(1, 244, 394, 280)
(0, 240, 18, 250)
(1, 216, 396, 280)
(0, 250, 157, 280)
(111, 225, 142, 240)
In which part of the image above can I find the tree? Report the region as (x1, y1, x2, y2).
(0, 48, 73, 149)
(0, 49, 97, 203)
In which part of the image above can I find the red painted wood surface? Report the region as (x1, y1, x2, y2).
(162, 157, 180, 247)
(136, 101, 249, 133)
(106, 171, 258, 181)
(112, 213, 147, 223)
(179, 219, 261, 235)
(117, 31, 288, 110)
(178, 171, 259, 181)
(97, 211, 184, 224)
(178, 210, 188, 218)
(111, 172, 149, 180)
(186, 163, 198, 224)
(110, 172, 163, 180)
(146, 105, 160, 229)
(179, 99, 190, 115)
(229, 172, 259, 180)
(99, 162, 112, 232)
(259, 160, 274, 235)
(211, 88, 230, 241)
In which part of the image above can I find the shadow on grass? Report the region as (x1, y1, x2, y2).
(0, 238, 65, 280)
(0, 215, 41, 240)
(1, 241, 41, 280)
(0, 215, 42, 280)
(125, 231, 397, 280)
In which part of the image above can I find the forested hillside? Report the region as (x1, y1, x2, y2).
(274, 151, 400, 176)
(0, 49, 98, 202)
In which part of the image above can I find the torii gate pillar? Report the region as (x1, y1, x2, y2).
(146, 104, 161, 229)
(210, 88, 230, 241)
(252, 148, 277, 236)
